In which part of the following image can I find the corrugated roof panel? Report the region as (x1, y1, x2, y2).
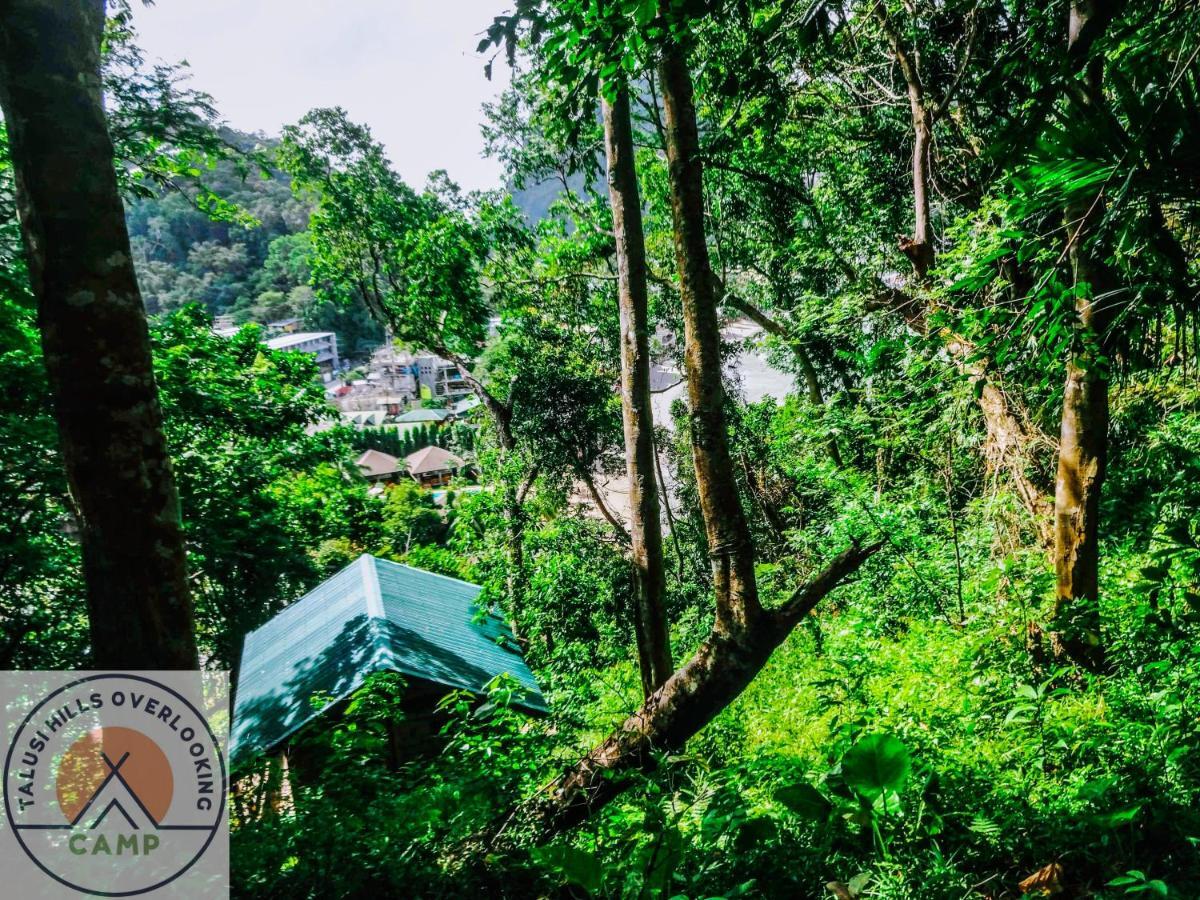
(230, 555, 545, 764)
(373, 562, 541, 704)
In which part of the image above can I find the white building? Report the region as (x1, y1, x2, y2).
(266, 331, 340, 374)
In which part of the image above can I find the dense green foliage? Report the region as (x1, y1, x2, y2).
(124, 137, 385, 358)
(3, 1, 1200, 898)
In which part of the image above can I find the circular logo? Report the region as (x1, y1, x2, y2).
(4, 673, 226, 896)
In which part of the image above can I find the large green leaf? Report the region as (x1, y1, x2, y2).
(774, 782, 833, 820)
(841, 734, 912, 801)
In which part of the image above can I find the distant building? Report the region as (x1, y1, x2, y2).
(266, 331, 339, 375)
(451, 395, 482, 417)
(356, 449, 402, 483)
(405, 446, 463, 488)
(361, 344, 419, 410)
(653, 324, 678, 353)
(414, 355, 472, 401)
(394, 407, 453, 426)
(266, 318, 301, 335)
(345, 410, 389, 428)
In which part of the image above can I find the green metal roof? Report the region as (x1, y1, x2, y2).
(231, 554, 545, 763)
(394, 408, 453, 423)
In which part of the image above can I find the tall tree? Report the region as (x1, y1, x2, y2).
(279, 109, 536, 614)
(0, 0, 197, 668)
(1050, 0, 1121, 671)
(479, 12, 880, 840)
(602, 84, 673, 695)
(868, 0, 1055, 544)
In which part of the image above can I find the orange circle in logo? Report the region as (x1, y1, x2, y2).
(55, 727, 174, 825)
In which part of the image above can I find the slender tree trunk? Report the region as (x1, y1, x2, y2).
(658, 38, 762, 636)
(488, 33, 881, 844)
(943, 334, 1055, 547)
(602, 85, 673, 696)
(875, 5, 1054, 543)
(907, 109, 935, 278)
(0, 0, 197, 669)
(1051, 0, 1115, 672)
(874, 2, 935, 279)
(654, 434, 688, 582)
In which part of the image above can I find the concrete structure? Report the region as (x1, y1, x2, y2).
(361, 344, 419, 410)
(266, 331, 340, 374)
(414, 355, 472, 402)
(266, 318, 301, 335)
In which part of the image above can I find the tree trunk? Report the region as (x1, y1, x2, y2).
(943, 334, 1055, 547)
(658, 37, 761, 636)
(602, 85, 674, 696)
(1051, 0, 1115, 672)
(436, 344, 531, 620)
(874, 2, 935, 279)
(487, 33, 881, 844)
(874, 5, 1054, 544)
(519, 541, 879, 839)
(0, 0, 198, 669)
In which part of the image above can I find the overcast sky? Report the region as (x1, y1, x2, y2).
(132, 0, 513, 191)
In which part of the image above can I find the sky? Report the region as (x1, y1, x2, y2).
(132, 0, 513, 191)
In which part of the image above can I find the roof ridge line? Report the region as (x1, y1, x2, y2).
(361, 554, 385, 620)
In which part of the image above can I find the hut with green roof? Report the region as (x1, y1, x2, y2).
(231, 554, 545, 770)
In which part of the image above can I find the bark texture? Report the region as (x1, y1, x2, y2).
(0, 0, 198, 668)
(659, 37, 762, 636)
(1051, 0, 1116, 672)
(602, 85, 674, 695)
(874, 2, 935, 279)
(521, 540, 880, 838)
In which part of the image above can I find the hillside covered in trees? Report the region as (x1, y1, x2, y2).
(2, 0, 1200, 898)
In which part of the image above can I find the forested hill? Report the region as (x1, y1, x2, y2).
(125, 126, 561, 358)
(124, 128, 383, 357)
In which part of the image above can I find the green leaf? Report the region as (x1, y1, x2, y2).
(532, 844, 603, 896)
(841, 733, 912, 801)
(1015, 683, 1039, 700)
(774, 782, 833, 820)
(1094, 803, 1143, 829)
(848, 873, 871, 896)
